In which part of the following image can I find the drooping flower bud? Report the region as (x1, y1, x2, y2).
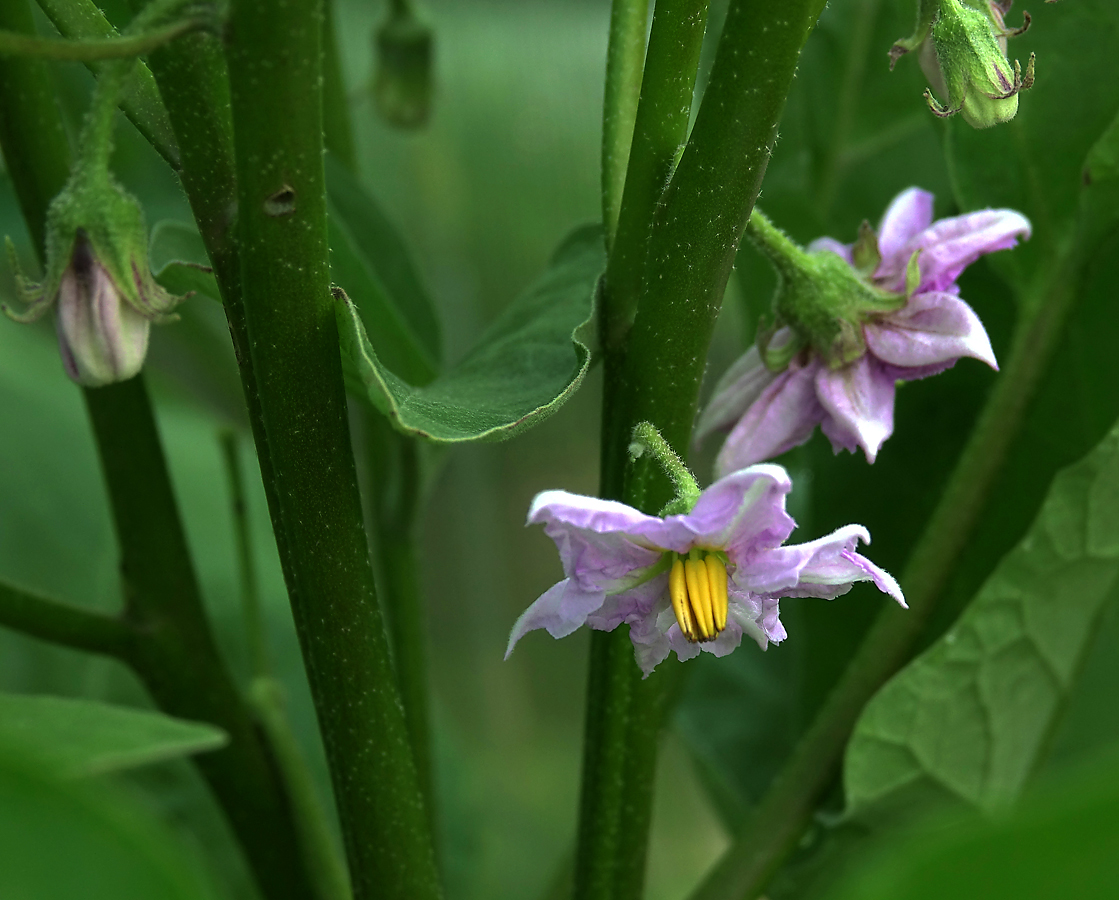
(373, 3, 434, 129)
(892, 0, 1034, 129)
(5, 175, 186, 388)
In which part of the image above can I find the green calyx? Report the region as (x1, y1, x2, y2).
(745, 210, 905, 371)
(629, 422, 701, 517)
(899, 0, 1034, 129)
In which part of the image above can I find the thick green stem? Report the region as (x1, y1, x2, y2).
(601, 0, 651, 247)
(578, 4, 812, 900)
(602, 0, 710, 350)
(687, 246, 1089, 900)
(0, 6, 318, 897)
(36, 0, 180, 170)
(224, 1, 440, 897)
(0, 580, 133, 657)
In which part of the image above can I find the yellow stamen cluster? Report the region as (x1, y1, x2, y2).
(668, 553, 728, 643)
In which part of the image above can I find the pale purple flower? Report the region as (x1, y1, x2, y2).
(697, 188, 1030, 473)
(505, 465, 905, 676)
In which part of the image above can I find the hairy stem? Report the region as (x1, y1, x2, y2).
(224, 0, 440, 896)
(687, 241, 1090, 900)
(36, 0, 180, 170)
(579, 3, 813, 900)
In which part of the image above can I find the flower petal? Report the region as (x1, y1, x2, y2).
(695, 341, 782, 447)
(776, 524, 906, 606)
(876, 187, 935, 266)
(675, 464, 796, 555)
(880, 208, 1031, 293)
(865, 290, 997, 372)
(728, 592, 785, 649)
(815, 356, 896, 463)
(714, 359, 826, 475)
(807, 236, 854, 265)
(505, 578, 607, 658)
(528, 490, 665, 587)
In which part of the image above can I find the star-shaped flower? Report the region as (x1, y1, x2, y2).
(506, 465, 904, 676)
(696, 188, 1030, 474)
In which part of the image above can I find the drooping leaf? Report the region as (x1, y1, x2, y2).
(0, 693, 227, 778)
(0, 750, 220, 899)
(326, 154, 442, 378)
(337, 225, 602, 443)
(819, 744, 1119, 900)
(844, 420, 1119, 814)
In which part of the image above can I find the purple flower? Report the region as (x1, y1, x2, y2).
(505, 465, 905, 676)
(697, 188, 1030, 473)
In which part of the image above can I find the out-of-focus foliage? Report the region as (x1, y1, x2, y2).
(0, 693, 226, 777)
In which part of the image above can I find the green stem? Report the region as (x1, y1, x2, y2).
(601, 0, 650, 247)
(224, 1, 440, 896)
(602, 0, 710, 350)
(0, 6, 319, 897)
(578, 4, 812, 900)
(0, 18, 203, 61)
(0, 580, 133, 657)
(686, 244, 1089, 900)
(37, 0, 181, 170)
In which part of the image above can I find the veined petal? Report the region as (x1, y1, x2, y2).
(865, 290, 997, 371)
(777, 524, 906, 606)
(714, 359, 826, 475)
(876, 187, 935, 267)
(815, 356, 896, 463)
(505, 578, 607, 657)
(728, 591, 785, 649)
(675, 465, 796, 556)
(882, 208, 1031, 293)
(695, 342, 781, 447)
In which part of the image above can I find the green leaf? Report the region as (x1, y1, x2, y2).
(0, 750, 220, 899)
(820, 744, 1119, 900)
(844, 420, 1119, 814)
(326, 154, 442, 374)
(337, 225, 602, 443)
(149, 220, 221, 301)
(0, 693, 227, 778)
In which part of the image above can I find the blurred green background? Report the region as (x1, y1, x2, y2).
(2, 0, 1118, 898)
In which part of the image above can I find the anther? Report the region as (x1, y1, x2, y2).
(669, 552, 729, 643)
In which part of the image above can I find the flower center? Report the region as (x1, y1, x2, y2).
(668, 551, 728, 643)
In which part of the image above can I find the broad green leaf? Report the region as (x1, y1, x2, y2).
(820, 744, 1119, 900)
(150, 220, 221, 301)
(0, 750, 220, 899)
(326, 154, 442, 376)
(0, 693, 227, 778)
(337, 225, 602, 443)
(844, 420, 1119, 814)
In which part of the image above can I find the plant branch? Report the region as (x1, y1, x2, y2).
(578, 3, 813, 900)
(0, 18, 204, 61)
(36, 0, 180, 170)
(224, 0, 440, 896)
(0, 580, 133, 658)
(687, 243, 1091, 900)
(601, 0, 650, 247)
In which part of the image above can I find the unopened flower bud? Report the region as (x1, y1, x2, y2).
(4, 176, 186, 387)
(893, 0, 1034, 129)
(373, 6, 434, 129)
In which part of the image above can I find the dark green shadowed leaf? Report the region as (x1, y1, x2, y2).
(845, 419, 1119, 814)
(819, 744, 1119, 900)
(326, 154, 442, 371)
(0, 750, 220, 899)
(0, 693, 227, 778)
(337, 225, 603, 443)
